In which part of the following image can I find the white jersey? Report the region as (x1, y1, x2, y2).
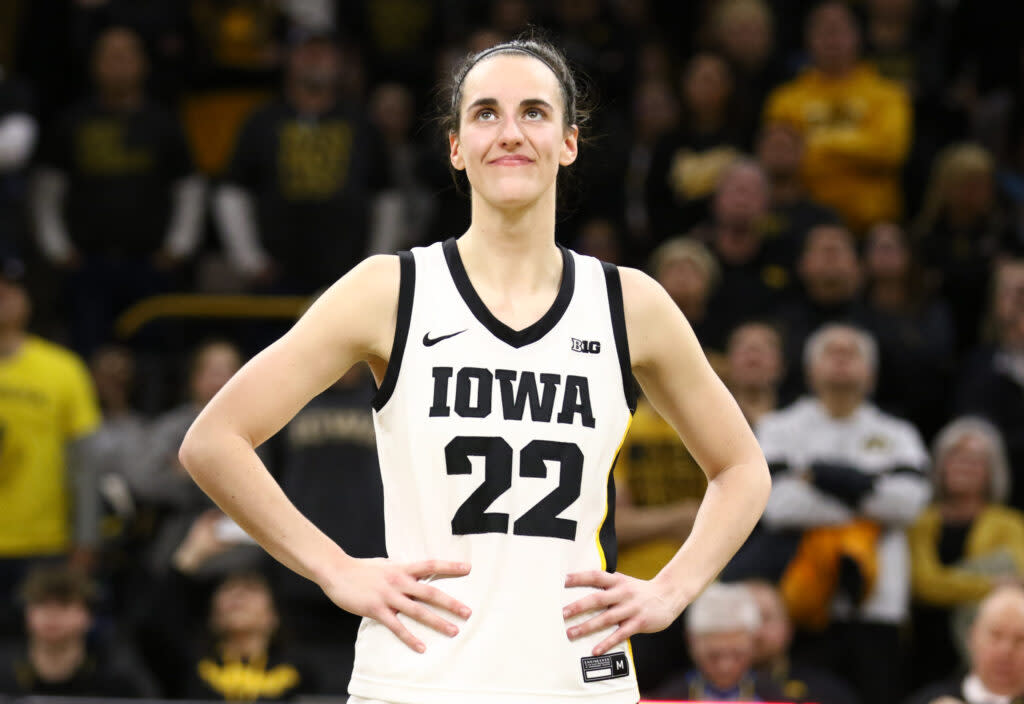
(349, 239, 640, 704)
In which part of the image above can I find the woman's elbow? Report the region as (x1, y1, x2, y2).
(178, 422, 211, 480)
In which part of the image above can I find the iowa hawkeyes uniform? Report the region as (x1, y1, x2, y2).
(348, 238, 640, 704)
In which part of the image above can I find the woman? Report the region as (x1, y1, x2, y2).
(908, 417, 1024, 688)
(179, 38, 770, 704)
(646, 51, 745, 241)
(912, 143, 1015, 355)
(859, 222, 955, 438)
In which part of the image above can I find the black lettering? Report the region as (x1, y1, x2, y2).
(556, 375, 596, 428)
(455, 367, 492, 418)
(495, 370, 561, 422)
(429, 367, 454, 417)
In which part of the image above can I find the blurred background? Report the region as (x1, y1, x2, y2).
(0, 0, 1023, 702)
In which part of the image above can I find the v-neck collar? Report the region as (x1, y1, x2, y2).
(442, 237, 575, 349)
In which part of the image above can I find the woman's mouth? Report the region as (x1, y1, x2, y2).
(490, 155, 534, 166)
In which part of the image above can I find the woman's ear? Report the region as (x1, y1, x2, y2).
(449, 132, 465, 171)
(560, 124, 579, 167)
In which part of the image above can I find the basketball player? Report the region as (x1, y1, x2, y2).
(179, 38, 771, 704)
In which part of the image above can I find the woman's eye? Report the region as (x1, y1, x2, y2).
(478, 109, 496, 120)
(525, 108, 542, 119)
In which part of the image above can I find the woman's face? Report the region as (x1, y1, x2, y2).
(945, 170, 993, 218)
(865, 224, 909, 280)
(727, 325, 783, 388)
(450, 54, 578, 212)
(657, 258, 711, 310)
(682, 54, 732, 118)
(941, 434, 991, 499)
(211, 578, 278, 638)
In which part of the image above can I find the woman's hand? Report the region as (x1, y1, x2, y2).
(320, 558, 473, 653)
(562, 570, 684, 656)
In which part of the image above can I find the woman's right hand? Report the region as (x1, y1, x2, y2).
(320, 558, 473, 653)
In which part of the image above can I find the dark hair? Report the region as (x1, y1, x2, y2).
(441, 34, 588, 136)
(437, 33, 593, 210)
(19, 565, 97, 607)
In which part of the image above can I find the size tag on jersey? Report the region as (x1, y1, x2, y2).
(580, 653, 629, 682)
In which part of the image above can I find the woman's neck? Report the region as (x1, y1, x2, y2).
(733, 384, 777, 426)
(219, 632, 272, 661)
(870, 278, 909, 311)
(0, 327, 25, 358)
(460, 189, 562, 294)
(941, 494, 987, 523)
(29, 639, 86, 682)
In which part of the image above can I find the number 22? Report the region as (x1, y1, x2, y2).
(445, 436, 583, 541)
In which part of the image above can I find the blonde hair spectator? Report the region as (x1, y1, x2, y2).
(932, 417, 1011, 505)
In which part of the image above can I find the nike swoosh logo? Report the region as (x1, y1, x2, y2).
(423, 329, 467, 346)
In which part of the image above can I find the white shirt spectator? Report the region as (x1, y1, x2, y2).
(757, 397, 931, 622)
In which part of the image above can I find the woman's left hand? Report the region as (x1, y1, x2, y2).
(562, 570, 683, 655)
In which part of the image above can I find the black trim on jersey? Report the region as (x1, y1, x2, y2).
(600, 452, 619, 573)
(602, 262, 639, 414)
(442, 237, 575, 349)
(372, 251, 415, 411)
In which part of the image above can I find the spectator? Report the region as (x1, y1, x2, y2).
(912, 143, 1016, 356)
(755, 324, 931, 704)
(908, 417, 1024, 689)
(648, 237, 722, 354)
(140, 512, 316, 700)
(0, 565, 150, 697)
(708, 0, 788, 142)
(128, 340, 255, 577)
(31, 26, 204, 356)
(695, 159, 791, 349)
(614, 383, 707, 690)
(904, 585, 1024, 704)
(0, 72, 36, 257)
(777, 223, 865, 400)
(621, 77, 680, 257)
(647, 52, 744, 238)
(269, 365, 384, 694)
(724, 322, 784, 427)
(214, 32, 390, 294)
(651, 583, 783, 701)
(573, 217, 623, 265)
(756, 121, 840, 270)
(0, 256, 102, 633)
(744, 580, 860, 704)
(764, 0, 912, 233)
(367, 82, 434, 253)
(88, 345, 145, 484)
(957, 259, 1024, 510)
(859, 222, 955, 438)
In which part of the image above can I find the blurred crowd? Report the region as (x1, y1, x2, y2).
(1, 0, 1024, 702)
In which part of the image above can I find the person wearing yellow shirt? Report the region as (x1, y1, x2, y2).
(615, 397, 707, 692)
(763, 0, 911, 234)
(0, 257, 101, 632)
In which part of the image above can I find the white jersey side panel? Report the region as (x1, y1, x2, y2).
(350, 240, 639, 704)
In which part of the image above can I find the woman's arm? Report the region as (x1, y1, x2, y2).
(178, 255, 471, 653)
(564, 267, 771, 654)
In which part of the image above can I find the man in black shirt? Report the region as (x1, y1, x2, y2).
(269, 365, 385, 693)
(31, 26, 203, 356)
(215, 33, 390, 294)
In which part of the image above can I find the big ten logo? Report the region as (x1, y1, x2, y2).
(278, 120, 352, 199)
(571, 338, 601, 354)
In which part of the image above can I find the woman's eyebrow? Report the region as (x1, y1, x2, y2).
(465, 97, 554, 111)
